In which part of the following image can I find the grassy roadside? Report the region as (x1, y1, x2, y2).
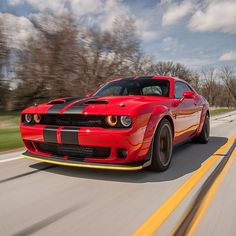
(0, 112, 23, 152)
(0, 108, 235, 152)
(210, 108, 235, 116)
(0, 128, 23, 152)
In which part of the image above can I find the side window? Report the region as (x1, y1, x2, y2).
(174, 82, 192, 99)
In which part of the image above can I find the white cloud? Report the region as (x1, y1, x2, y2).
(136, 19, 159, 42)
(162, 0, 194, 26)
(9, 0, 131, 30)
(9, 0, 108, 17)
(177, 57, 213, 67)
(95, 0, 130, 30)
(9, 0, 159, 42)
(9, 0, 67, 14)
(0, 13, 38, 49)
(189, 0, 236, 33)
(162, 37, 178, 52)
(70, 0, 102, 16)
(9, 0, 128, 27)
(219, 51, 236, 61)
(141, 31, 159, 42)
(8, 0, 21, 6)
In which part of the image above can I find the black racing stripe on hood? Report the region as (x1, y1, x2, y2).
(46, 97, 85, 114)
(62, 106, 86, 114)
(63, 97, 98, 114)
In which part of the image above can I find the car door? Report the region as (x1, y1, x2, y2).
(172, 81, 200, 143)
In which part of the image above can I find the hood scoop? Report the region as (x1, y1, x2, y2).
(84, 100, 108, 105)
(48, 99, 65, 105)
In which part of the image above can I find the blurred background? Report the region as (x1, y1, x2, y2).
(0, 0, 235, 152)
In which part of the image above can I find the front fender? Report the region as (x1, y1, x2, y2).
(147, 105, 174, 140)
(135, 105, 174, 161)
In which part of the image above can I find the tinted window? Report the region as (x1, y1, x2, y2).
(93, 79, 170, 97)
(174, 82, 192, 99)
(96, 86, 123, 96)
(142, 86, 162, 96)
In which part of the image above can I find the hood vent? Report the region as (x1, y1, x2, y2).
(48, 99, 65, 105)
(84, 100, 108, 105)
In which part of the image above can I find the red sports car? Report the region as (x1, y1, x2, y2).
(20, 76, 209, 171)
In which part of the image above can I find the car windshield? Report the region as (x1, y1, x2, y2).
(93, 79, 170, 97)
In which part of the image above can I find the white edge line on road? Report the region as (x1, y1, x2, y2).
(0, 156, 22, 163)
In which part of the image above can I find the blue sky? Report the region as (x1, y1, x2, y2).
(0, 0, 236, 70)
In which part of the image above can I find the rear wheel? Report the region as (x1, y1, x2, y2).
(194, 113, 210, 144)
(149, 119, 173, 172)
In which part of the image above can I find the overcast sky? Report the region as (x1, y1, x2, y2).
(0, 0, 236, 69)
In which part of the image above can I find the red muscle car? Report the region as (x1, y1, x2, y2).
(20, 76, 210, 171)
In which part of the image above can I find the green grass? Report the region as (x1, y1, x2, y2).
(210, 108, 235, 116)
(0, 111, 20, 126)
(0, 112, 23, 152)
(0, 128, 23, 152)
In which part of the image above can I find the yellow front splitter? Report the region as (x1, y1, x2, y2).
(22, 152, 143, 171)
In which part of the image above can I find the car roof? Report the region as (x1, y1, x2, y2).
(115, 75, 187, 83)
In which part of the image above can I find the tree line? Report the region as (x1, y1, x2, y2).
(0, 14, 235, 111)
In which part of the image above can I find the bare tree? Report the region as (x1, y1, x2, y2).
(200, 67, 220, 106)
(0, 19, 10, 110)
(14, 14, 81, 108)
(75, 17, 143, 92)
(11, 12, 236, 110)
(220, 66, 236, 104)
(14, 14, 144, 108)
(149, 61, 198, 84)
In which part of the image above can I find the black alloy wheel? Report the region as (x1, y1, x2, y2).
(149, 119, 173, 171)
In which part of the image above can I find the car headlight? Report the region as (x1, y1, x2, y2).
(34, 114, 41, 123)
(24, 114, 32, 123)
(106, 115, 118, 127)
(120, 116, 132, 127)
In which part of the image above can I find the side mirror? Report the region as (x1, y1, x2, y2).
(86, 92, 92, 97)
(183, 91, 195, 99)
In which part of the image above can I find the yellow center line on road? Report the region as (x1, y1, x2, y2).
(185, 144, 236, 236)
(133, 133, 236, 236)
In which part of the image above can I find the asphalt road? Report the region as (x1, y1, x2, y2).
(0, 112, 236, 236)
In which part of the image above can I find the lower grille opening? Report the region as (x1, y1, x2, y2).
(36, 142, 111, 159)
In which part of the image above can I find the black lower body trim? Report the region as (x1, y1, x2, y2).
(35, 142, 110, 158)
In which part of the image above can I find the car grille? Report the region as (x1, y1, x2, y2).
(36, 142, 111, 159)
(40, 114, 106, 127)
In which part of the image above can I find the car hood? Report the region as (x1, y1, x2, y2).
(22, 96, 169, 116)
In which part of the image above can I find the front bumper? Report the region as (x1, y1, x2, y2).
(20, 124, 150, 164)
(22, 151, 146, 170)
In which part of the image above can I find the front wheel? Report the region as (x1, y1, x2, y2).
(149, 119, 173, 172)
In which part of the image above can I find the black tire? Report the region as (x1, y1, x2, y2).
(148, 119, 173, 172)
(193, 113, 210, 144)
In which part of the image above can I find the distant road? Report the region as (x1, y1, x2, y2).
(0, 112, 236, 236)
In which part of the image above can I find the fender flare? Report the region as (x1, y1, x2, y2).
(142, 105, 175, 167)
(196, 104, 209, 136)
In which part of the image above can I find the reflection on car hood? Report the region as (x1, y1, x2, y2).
(22, 95, 169, 116)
